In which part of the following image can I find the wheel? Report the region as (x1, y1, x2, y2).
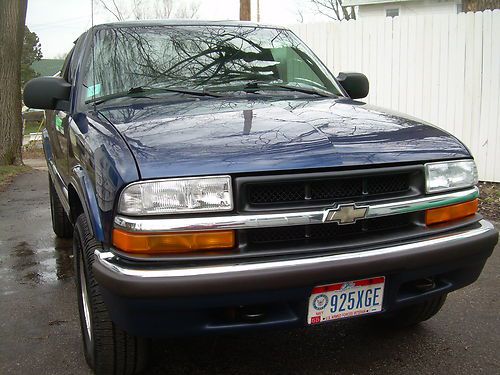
(381, 294, 447, 328)
(74, 214, 149, 375)
(49, 174, 73, 238)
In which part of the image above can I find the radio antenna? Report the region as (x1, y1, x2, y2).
(91, 0, 96, 111)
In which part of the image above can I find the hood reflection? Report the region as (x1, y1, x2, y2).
(95, 97, 470, 179)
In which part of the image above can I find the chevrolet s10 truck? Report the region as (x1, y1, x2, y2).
(23, 21, 498, 375)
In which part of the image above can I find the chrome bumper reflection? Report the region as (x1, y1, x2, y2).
(95, 220, 495, 279)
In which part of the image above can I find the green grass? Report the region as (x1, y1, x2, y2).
(0, 165, 31, 190)
(24, 120, 45, 135)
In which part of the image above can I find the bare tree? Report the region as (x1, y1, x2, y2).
(87, 25, 296, 96)
(131, 0, 145, 20)
(296, 8, 305, 23)
(240, 0, 251, 21)
(0, 0, 28, 166)
(174, 1, 200, 19)
(310, 0, 356, 21)
(97, 0, 125, 21)
(155, 0, 173, 19)
(96, 0, 200, 21)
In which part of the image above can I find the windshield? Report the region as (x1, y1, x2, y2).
(82, 25, 343, 102)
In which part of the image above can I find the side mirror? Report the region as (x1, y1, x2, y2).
(23, 77, 71, 110)
(337, 72, 369, 99)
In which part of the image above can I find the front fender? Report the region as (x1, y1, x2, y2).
(70, 166, 105, 242)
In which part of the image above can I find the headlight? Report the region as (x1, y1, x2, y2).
(118, 175, 233, 215)
(425, 160, 478, 193)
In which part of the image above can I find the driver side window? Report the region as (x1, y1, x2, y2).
(61, 47, 75, 83)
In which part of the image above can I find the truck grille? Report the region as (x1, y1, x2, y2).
(244, 173, 412, 208)
(246, 214, 412, 248)
(229, 166, 423, 257)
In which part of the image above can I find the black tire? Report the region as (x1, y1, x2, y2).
(382, 294, 447, 328)
(74, 214, 149, 375)
(49, 175, 73, 238)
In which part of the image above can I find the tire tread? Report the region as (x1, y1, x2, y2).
(49, 175, 73, 238)
(75, 214, 148, 375)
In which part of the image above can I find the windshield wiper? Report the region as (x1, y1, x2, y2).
(85, 86, 221, 105)
(141, 86, 222, 98)
(256, 83, 338, 98)
(206, 81, 338, 98)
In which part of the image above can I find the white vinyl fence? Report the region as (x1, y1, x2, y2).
(290, 10, 500, 182)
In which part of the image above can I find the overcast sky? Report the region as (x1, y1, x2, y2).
(26, 0, 326, 58)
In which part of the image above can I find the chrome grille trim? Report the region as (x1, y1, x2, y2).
(114, 187, 478, 233)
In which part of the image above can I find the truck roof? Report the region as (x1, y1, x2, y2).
(93, 19, 284, 30)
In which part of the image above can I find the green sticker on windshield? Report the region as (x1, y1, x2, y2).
(86, 83, 102, 98)
(55, 116, 63, 133)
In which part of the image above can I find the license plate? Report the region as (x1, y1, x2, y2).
(307, 277, 385, 325)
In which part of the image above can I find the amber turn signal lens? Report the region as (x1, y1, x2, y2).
(112, 229, 235, 254)
(425, 199, 478, 226)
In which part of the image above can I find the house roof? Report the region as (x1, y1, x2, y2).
(31, 59, 64, 77)
(343, 0, 417, 6)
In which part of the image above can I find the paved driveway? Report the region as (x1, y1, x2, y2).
(1, 169, 499, 375)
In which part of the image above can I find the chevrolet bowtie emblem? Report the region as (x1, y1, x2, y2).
(323, 203, 369, 225)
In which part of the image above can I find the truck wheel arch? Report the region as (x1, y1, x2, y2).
(68, 185, 84, 224)
(69, 166, 105, 242)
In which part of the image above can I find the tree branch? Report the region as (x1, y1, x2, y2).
(309, 0, 356, 20)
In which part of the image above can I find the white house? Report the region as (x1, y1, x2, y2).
(343, 0, 464, 18)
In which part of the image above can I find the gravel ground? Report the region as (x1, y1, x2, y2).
(0, 169, 499, 375)
(479, 182, 500, 222)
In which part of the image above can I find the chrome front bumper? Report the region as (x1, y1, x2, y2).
(95, 219, 496, 281)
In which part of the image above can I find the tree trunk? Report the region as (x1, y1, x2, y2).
(240, 0, 251, 21)
(0, 0, 28, 166)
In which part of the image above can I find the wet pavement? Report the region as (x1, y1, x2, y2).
(0, 170, 89, 374)
(1, 169, 499, 375)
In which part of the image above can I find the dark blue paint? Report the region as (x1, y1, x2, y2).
(97, 97, 471, 179)
(64, 112, 140, 242)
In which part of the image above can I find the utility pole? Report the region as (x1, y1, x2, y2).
(257, 0, 260, 22)
(240, 0, 251, 21)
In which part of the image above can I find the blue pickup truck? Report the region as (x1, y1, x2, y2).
(23, 21, 498, 375)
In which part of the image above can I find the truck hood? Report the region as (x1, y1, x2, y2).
(97, 97, 470, 179)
